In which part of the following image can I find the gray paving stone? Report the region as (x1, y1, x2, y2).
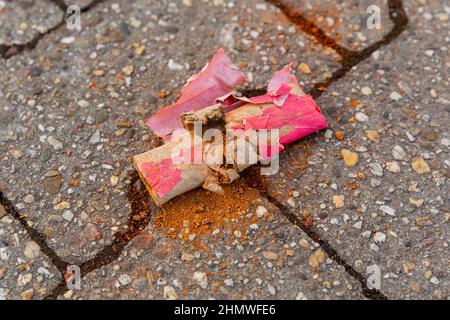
(0, 0, 63, 45)
(0, 216, 60, 300)
(69, 205, 365, 300)
(261, 0, 449, 299)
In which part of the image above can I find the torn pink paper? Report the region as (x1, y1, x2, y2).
(240, 95, 327, 145)
(244, 83, 292, 106)
(217, 64, 304, 109)
(215, 92, 246, 113)
(145, 49, 246, 139)
(141, 159, 181, 197)
(227, 65, 327, 155)
(267, 64, 303, 95)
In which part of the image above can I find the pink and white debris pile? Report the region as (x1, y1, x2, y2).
(133, 49, 327, 206)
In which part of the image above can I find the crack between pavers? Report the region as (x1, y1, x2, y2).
(2, 0, 408, 300)
(252, 0, 409, 300)
(266, 0, 354, 59)
(0, 192, 69, 273)
(244, 168, 387, 300)
(267, 0, 408, 100)
(44, 171, 158, 299)
(0, 0, 109, 59)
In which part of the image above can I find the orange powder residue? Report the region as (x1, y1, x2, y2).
(153, 178, 263, 248)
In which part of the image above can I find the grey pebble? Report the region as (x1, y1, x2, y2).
(89, 130, 101, 145)
(39, 146, 52, 162)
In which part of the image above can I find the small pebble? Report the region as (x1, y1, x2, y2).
(308, 248, 326, 268)
(366, 130, 380, 143)
(23, 194, 34, 204)
(355, 112, 368, 122)
(390, 91, 402, 101)
(341, 149, 358, 167)
(370, 178, 381, 187)
(61, 36, 75, 44)
(122, 65, 134, 76)
(287, 197, 296, 207)
(224, 279, 234, 287)
(411, 157, 430, 174)
(430, 277, 440, 285)
(163, 286, 177, 300)
(193, 271, 208, 289)
(298, 63, 311, 74)
(62, 210, 74, 222)
(263, 251, 279, 260)
(47, 136, 63, 151)
(332, 195, 344, 208)
(77, 100, 90, 108)
(53, 201, 70, 210)
(20, 289, 34, 300)
(386, 161, 401, 173)
(374, 232, 386, 243)
(267, 284, 276, 295)
(361, 87, 372, 95)
(89, 130, 101, 145)
(256, 205, 268, 217)
(380, 205, 396, 216)
(168, 59, 184, 71)
(392, 145, 406, 160)
(118, 274, 132, 286)
(368, 163, 383, 177)
(24, 241, 41, 258)
(110, 176, 119, 187)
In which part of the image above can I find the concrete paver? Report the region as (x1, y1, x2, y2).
(0, 0, 447, 300)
